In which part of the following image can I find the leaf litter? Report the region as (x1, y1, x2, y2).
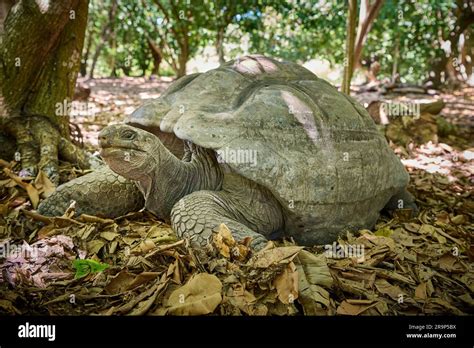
(0, 85, 472, 316)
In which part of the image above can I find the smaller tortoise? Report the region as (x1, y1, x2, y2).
(40, 55, 416, 248)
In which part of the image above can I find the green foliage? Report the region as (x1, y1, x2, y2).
(245, 0, 459, 83)
(83, 0, 463, 84)
(366, 0, 457, 82)
(73, 259, 109, 279)
(245, 1, 347, 64)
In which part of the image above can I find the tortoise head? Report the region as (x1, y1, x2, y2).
(99, 124, 160, 181)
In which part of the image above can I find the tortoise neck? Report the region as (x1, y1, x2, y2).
(139, 141, 223, 219)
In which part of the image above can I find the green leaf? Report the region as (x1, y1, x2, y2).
(72, 259, 109, 279)
(375, 227, 393, 237)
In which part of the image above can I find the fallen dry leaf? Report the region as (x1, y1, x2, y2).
(213, 223, 234, 258)
(273, 261, 298, 305)
(247, 246, 303, 268)
(336, 300, 379, 315)
(34, 170, 56, 198)
(165, 273, 222, 315)
(294, 250, 332, 315)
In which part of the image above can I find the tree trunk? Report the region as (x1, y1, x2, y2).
(0, 0, 14, 33)
(462, 29, 473, 77)
(89, 0, 117, 78)
(342, 0, 358, 94)
(1, 0, 88, 134)
(176, 42, 188, 78)
(353, 0, 384, 73)
(177, 57, 187, 77)
(148, 38, 162, 75)
(429, 1, 474, 86)
(109, 36, 117, 77)
(89, 40, 103, 79)
(216, 28, 225, 65)
(0, 0, 90, 183)
(391, 36, 400, 83)
(81, 29, 93, 77)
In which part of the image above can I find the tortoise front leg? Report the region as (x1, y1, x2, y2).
(383, 188, 418, 215)
(170, 190, 269, 250)
(170, 175, 286, 251)
(38, 166, 144, 217)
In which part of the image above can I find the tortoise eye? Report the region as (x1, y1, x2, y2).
(122, 130, 136, 140)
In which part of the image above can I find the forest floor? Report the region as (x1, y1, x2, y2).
(0, 78, 472, 316)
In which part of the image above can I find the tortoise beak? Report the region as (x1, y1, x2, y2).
(98, 127, 113, 149)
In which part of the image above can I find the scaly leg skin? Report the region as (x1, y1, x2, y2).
(170, 174, 284, 250)
(383, 188, 418, 215)
(38, 166, 144, 217)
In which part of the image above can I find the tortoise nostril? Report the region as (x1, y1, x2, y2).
(98, 128, 111, 146)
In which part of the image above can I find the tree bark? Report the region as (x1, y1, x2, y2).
(89, 0, 117, 78)
(429, 1, 474, 86)
(1, 0, 87, 134)
(391, 36, 400, 83)
(148, 37, 162, 75)
(0, 0, 14, 33)
(353, 0, 384, 73)
(462, 29, 473, 77)
(81, 27, 93, 77)
(177, 45, 188, 78)
(0, 0, 90, 183)
(152, 0, 192, 78)
(342, 0, 358, 94)
(216, 28, 225, 65)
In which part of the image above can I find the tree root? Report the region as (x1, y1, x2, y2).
(1, 115, 93, 184)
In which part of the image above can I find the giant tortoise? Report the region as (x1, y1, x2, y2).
(39, 55, 416, 249)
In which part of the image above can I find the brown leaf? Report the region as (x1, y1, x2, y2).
(247, 246, 303, 268)
(226, 284, 268, 315)
(127, 272, 160, 291)
(147, 224, 177, 244)
(213, 223, 234, 258)
(374, 279, 406, 301)
(34, 170, 56, 198)
(336, 300, 378, 315)
(424, 298, 465, 315)
(450, 214, 467, 225)
(340, 269, 376, 288)
(295, 251, 332, 314)
(274, 262, 298, 304)
(418, 224, 447, 244)
(104, 271, 136, 295)
(87, 239, 105, 255)
(437, 253, 466, 272)
(296, 250, 333, 288)
(165, 273, 222, 315)
(3, 168, 39, 208)
(414, 282, 427, 300)
(359, 230, 396, 250)
(99, 231, 120, 241)
(25, 184, 39, 209)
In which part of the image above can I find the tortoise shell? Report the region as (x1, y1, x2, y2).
(127, 55, 409, 243)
